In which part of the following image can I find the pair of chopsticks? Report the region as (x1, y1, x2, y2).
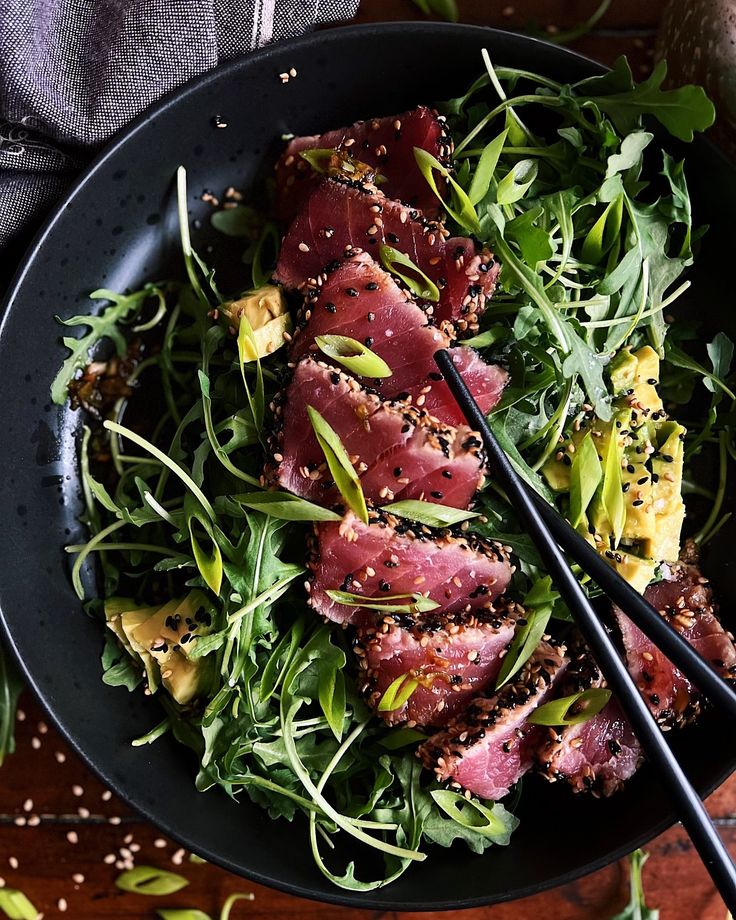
(435, 349, 736, 914)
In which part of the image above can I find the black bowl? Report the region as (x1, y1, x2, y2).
(1, 22, 735, 911)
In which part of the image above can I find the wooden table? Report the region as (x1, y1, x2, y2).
(4, 1, 735, 917)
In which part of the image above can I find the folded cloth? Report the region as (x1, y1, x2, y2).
(0, 0, 359, 253)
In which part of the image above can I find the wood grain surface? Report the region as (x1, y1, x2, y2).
(5, 2, 732, 918)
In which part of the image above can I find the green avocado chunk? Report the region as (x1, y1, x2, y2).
(130, 591, 215, 705)
(541, 345, 685, 593)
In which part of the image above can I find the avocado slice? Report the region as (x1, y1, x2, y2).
(631, 346, 663, 414)
(609, 348, 638, 395)
(130, 592, 215, 705)
(221, 285, 293, 361)
(104, 597, 137, 654)
(120, 606, 164, 692)
(612, 551, 657, 594)
(645, 421, 686, 562)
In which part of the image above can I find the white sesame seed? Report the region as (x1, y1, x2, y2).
(154, 838, 167, 849)
(27, 816, 40, 827)
(115, 860, 125, 871)
(71, 785, 84, 798)
(289, 67, 297, 77)
(119, 847, 132, 860)
(0, 877, 4, 888)
(37, 721, 48, 735)
(16, 709, 25, 722)
(13, 817, 26, 827)
(8, 857, 18, 870)
(30, 737, 41, 750)
(77, 807, 90, 819)
(109, 816, 122, 825)
(55, 751, 66, 764)
(58, 898, 67, 912)
(23, 799, 33, 813)
(172, 848, 186, 865)
(298, 242, 310, 252)
(129, 843, 140, 854)
(103, 854, 116, 865)
(72, 873, 85, 884)
(101, 790, 112, 802)
(66, 831, 78, 845)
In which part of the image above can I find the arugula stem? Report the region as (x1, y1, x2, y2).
(694, 430, 728, 544)
(68, 519, 127, 599)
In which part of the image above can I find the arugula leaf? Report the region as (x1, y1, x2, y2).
(101, 632, 142, 692)
(51, 287, 153, 404)
(588, 60, 715, 142)
(429, 791, 517, 847)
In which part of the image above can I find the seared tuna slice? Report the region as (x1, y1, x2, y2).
(537, 648, 641, 797)
(615, 559, 736, 727)
(356, 601, 519, 727)
(275, 106, 452, 221)
(308, 512, 512, 627)
(418, 642, 568, 800)
(271, 358, 485, 509)
(289, 254, 508, 426)
(274, 177, 499, 330)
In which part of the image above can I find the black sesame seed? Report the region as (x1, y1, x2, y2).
(393, 467, 402, 477)
(367, 312, 376, 322)
(387, 232, 399, 243)
(364, 336, 374, 347)
(346, 287, 359, 297)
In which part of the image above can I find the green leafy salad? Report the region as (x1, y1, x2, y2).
(52, 53, 734, 891)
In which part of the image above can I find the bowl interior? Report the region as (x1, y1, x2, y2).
(0, 23, 734, 911)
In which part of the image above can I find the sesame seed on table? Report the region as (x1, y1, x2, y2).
(3, 1, 734, 918)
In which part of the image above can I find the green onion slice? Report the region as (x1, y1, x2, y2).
(307, 405, 368, 524)
(315, 334, 392, 378)
(326, 589, 439, 614)
(379, 244, 440, 302)
(528, 688, 612, 726)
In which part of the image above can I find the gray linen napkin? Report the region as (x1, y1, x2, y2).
(0, 0, 359, 253)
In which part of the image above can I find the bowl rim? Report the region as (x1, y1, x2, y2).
(1, 20, 733, 912)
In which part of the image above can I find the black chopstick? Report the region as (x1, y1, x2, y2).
(435, 348, 736, 914)
(526, 488, 736, 717)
